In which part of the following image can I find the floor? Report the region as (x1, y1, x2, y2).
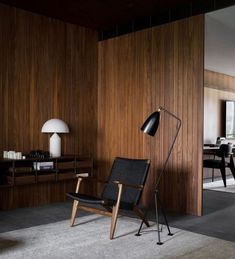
(0, 201, 75, 233)
(2, 212, 235, 259)
(167, 189, 235, 243)
(203, 177, 235, 193)
(1, 187, 235, 244)
(166, 174, 235, 242)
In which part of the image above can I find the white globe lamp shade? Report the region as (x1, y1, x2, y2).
(41, 119, 69, 157)
(41, 119, 69, 133)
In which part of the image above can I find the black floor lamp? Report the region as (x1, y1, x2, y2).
(136, 106, 181, 245)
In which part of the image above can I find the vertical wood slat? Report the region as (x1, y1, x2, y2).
(204, 70, 235, 144)
(204, 87, 235, 144)
(98, 15, 204, 216)
(0, 4, 97, 208)
(0, 181, 77, 210)
(0, 4, 97, 157)
(0, 3, 204, 215)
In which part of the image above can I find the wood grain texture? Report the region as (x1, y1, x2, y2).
(204, 71, 235, 181)
(204, 87, 235, 144)
(205, 70, 235, 92)
(0, 3, 204, 215)
(98, 15, 204, 216)
(0, 4, 97, 208)
(204, 70, 235, 144)
(0, 181, 77, 210)
(0, 3, 97, 157)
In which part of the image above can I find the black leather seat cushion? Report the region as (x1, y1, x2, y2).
(67, 193, 105, 204)
(203, 159, 229, 168)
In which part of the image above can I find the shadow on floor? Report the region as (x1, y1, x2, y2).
(167, 189, 235, 243)
(0, 200, 89, 233)
(1, 190, 235, 243)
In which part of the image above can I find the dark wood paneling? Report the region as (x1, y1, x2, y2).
(204, 87, 235, 144)
(0, 4, 97, 209)
(204, 70, 235, 145)
(0, 181, 77, 210)
(98, 15, 204, 216)
(205, 70, 235, 92)
(0, 4, 97, 156)
(0, 3, 204, 215)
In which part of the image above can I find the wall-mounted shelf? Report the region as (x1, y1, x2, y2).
(0, 155, 93, 187)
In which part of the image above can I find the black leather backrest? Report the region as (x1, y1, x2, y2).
(218, 143, 233, 157)
(101, 157, 150, 206)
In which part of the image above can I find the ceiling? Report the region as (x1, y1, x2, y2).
(0, 0, 197, 30)
(205, 5, 235, 77)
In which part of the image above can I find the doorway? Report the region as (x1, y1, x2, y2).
(202, 5, 235, 241)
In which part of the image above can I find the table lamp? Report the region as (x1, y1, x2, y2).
(41, 118, 69, 157)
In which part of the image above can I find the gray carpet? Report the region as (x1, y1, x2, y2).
(1, 189, 235, 258)
(167, 189, 235, 243)
(1, 214, 235, 259)
(0, 202, 74, 234)
(203, 178, 235, 193)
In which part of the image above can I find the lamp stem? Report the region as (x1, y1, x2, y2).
(49, 133, 61, 157)
(155, 108, 181, 189)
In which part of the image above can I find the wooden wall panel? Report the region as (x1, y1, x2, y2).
(205, 69, 235, 92)
(0, 3, 204, 215)
(0, 181, 77, 210)
(0, 4, 97, 157)
(203, 72, 235, 180)
(0, 4, 97, 209)
(204, 87, 235, 144)
(204, 70, 235, 145)
(98, 15, 204, 215)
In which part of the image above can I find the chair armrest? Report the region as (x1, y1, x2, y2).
(77, 176, 108, 185)
(76, 175, 96, 180)
(113, 180, 143, 190)
(74, 176, 100, 193)
(76, 175, 108, 183)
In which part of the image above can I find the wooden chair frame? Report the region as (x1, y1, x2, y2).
(69, 176, 150, 240)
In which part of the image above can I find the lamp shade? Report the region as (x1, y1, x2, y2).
(141, 111, 160, 136)
(41, 119, 69, 133)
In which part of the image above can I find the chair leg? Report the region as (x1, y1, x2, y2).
(70, 200, 79, 227)
(212, 155, 215, 182)
(229, 155, 235, 179)
(70, 178, 82, 227)
(110, 184, 123, 240)
(220, 166, 227, 187)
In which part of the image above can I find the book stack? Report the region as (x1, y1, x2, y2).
(33, 162, 54, 170)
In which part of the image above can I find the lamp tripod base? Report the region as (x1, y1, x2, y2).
(136, 190, 173, 245)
